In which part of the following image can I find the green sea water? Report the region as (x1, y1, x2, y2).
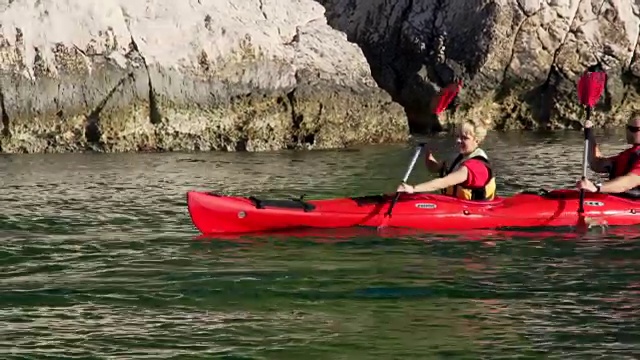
(1, 130, 639, 359)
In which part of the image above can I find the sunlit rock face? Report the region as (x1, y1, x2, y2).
(0, 0, 408, 153)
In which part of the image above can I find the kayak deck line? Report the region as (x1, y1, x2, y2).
(186, 189, 640, 235)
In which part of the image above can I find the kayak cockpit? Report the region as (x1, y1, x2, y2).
(248, 195, 316, 212)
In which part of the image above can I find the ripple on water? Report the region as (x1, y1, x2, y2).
(0, 132, 639, 358)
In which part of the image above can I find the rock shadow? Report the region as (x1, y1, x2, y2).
(494, 63, 614, 131)
(316, 0, 499, 134)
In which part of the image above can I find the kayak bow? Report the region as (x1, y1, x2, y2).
(186, 189, 640, 235)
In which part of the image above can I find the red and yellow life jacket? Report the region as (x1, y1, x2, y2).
(606, 146, 640, 199)
(439, 148, 496, 201)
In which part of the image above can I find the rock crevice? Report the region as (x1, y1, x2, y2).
(119, 5, 162, 128)
(0, 87, 9, 138)
(258, 0, 268, 20)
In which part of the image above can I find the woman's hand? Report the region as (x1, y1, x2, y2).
(425, 150, 442, 173)
(576, 178, 597, 192)
(397, 183, 415, 194)
(426, 151, 437, 163)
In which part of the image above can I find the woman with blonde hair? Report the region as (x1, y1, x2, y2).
(396, 120, 497, 201)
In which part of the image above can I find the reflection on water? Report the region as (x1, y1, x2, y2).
(0, 130, 639, 358)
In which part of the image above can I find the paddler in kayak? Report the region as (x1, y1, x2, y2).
(396, 120, 496, 201)
(576, 114, 640, 198)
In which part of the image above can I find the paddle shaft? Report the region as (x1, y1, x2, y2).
(578, 106, 592, 214)
(385, 144, 425, 217)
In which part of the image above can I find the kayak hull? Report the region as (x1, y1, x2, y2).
(186, 189, 640, 235)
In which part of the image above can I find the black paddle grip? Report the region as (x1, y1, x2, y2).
(584, 126, 593, 141)
(386, 192, 402, 217)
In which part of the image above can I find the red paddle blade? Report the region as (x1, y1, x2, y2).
(432, 80, 463, 114)
(577, 69, 606, 108)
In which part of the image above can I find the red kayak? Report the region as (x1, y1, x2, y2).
(186, 189, 640, 235)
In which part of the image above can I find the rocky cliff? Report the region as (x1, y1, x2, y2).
(319, 0, 640, 132)
(0, 0, 408, 153)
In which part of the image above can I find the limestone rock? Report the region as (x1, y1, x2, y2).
(0, 0, 408, 153)
(319, 0, 640, 132)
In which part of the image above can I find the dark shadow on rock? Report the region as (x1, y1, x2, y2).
(492, 65, 583, 131)
(317, 0, 501, 134)
(599, 69, 613, 113)
(525, 67, 565, 129)
(618, 69, 639, 110)
(0, 87, 10, 138)
(359, 43, 443, 133)
(348, 36, 462, 134)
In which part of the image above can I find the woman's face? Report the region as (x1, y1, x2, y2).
(455, 129, 478, 154)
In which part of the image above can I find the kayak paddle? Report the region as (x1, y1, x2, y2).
(379, 143, 426, 229)
(432, 80, 463, 114)
(378, 78, 461, 230)
(576, 63, 607, 216)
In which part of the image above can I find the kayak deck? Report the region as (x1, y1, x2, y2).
(186, 189, 640, 235)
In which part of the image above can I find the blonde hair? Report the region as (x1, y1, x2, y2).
(458, 120, 488, 143)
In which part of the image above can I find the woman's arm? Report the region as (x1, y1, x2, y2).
(588, 143, 613, 173)
(578, 173, 640, 193)
(585, 123, 613, 173)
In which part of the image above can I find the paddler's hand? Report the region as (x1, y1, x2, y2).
(397, 183, 415, 194)
(425, 150, 442, 173)
(426, 151, 437, 163)
(584, 120, 593, 129)
(576, 178, 597, 192)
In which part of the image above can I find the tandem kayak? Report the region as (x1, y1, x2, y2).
(186, 189, 640, 234)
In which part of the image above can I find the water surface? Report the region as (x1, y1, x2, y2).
(1, 130, 639, 359)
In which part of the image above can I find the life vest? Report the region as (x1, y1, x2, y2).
(606, 146, 640, 199)
(439, 148, 496, 201)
